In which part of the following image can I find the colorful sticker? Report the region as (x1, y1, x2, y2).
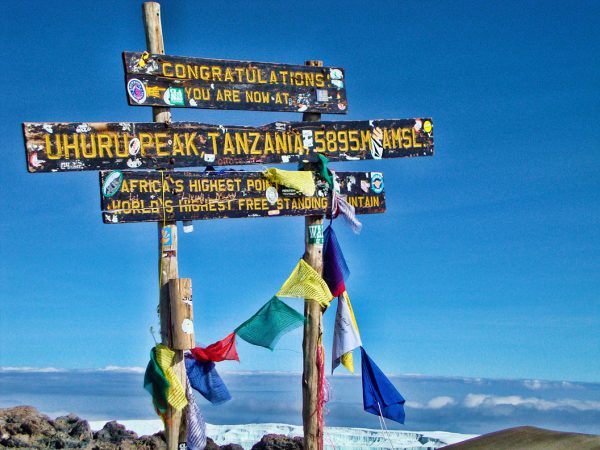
(330, 68, 343, 80)
(128, 138, 141, 156)
(423, 120, 433, 133)
(371, 172, 384, 194)
(369, 124, 383, 159)
(308, 224, 324, 245)
(164, 86, 185, 106)
(331, 79, 344, 89)
(127, 78, 146, 104)
(102, 171, 123, 197)
(161, 227, 173, 247)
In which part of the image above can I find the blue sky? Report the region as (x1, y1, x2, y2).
(1, 0, 599, 384)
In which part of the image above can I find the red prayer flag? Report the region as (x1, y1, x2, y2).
(190, 332, 239, 363)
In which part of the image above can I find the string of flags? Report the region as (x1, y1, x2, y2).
(144, 159, 405, 449)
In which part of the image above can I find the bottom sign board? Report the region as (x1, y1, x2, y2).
(100, 170, 385, 224)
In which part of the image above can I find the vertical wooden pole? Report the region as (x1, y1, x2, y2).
(301, 60, 324, 450)
(142, 3, 187, 450)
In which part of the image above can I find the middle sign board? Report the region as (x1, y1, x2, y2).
(23, 119, 433, 172)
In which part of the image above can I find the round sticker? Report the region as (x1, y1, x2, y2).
(102, 171, 123, 197)
(181, 319, 194, 334)
(128, 138, 140, 155)
(330, 68, 343, 80)
(266, 186, 279, 205)
(423, 120, 433, 133)
(127, 78, 146, 104)
(371, 172, 384, 194)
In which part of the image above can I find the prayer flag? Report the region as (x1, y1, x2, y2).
(185, 378, 207, 450)
(185, 355, 231, 405)
(360, 347, 406, 424)
(334, 195, 362, 234)
(155, 344, 188, 411)
(264, 168, 316, 196)
(323, 225, 350, 297)
(190, 332, 239, 363)
(143, 346, 170, 414)
(316, 154, 334, 188)
(332, 295, 362, 373)
(235, 296, 305, 350)
(277, 259, 333, 308)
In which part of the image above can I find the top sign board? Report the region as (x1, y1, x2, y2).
(123, 52, 348, 114)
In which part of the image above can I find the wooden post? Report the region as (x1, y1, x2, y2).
(169, 278, 195, 350)
(301, 60, 325, 450)
(142, 3, 187, 449)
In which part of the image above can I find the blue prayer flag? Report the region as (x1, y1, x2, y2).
(185, 354, 232, 405)
(360, 347, 406, 424)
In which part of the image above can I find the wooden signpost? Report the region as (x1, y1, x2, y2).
(21, 2, 434, 449)
(99, 170, 386, 223)
(23, 118, 433, 172)
(123, 51, 348, 113)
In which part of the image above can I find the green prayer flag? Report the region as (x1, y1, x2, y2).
(235, 297, 305, 350)
(316, 154, 333, 188)
(143, 346, 171, 414)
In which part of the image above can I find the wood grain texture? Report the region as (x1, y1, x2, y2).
(168, 278, 194, 350)
(142, 3, 185, 449)
(23, 119, 433, 172)
(302, 59, 324, 450)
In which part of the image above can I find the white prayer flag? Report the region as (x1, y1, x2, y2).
(332, 295, 362, 373)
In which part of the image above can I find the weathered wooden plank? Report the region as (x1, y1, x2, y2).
(99, 170, 386, 224)
(24, 119, 433, 172)
(122, 51, 347, 113)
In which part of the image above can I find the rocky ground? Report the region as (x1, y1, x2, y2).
(0, 406, 303, 450)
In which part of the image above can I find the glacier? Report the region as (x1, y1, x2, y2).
(89, 420, 476, 450)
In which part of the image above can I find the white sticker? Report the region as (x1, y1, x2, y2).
(181, 319, 194, 334)
(302, 130, 314, 148)
(266, 186, 279, 205)
(316, 89, 329, 102)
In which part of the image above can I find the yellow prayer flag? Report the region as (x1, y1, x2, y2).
(155, 344, 188, 411)
(277, 259, 333, 308)
(264, 168, 316, 197)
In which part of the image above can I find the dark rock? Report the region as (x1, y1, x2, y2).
(205, 437, 221, 450)
(250, 433, 304, 450)
(94, 420, 139, 443)
(0, 407, 168, 449)
(220, 444, 244, 450)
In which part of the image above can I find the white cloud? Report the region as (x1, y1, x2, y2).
(428, 396, 457, 409)
(406, 397, 457, 410)
(464, 394, 600, 412)
(97, 366, 145, 373)
(0, 366, 66, 373)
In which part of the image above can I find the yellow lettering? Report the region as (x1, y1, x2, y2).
(162, 62, 174, 77)
(224, 133, 234, 154)
(139, 133, 153, 156)
(172, 133, 185, 156)
(155, 132, 169, 156)
(97, 134, 113, 158)
(184, 132, 199, 156)
(402, 128, 412, 148)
